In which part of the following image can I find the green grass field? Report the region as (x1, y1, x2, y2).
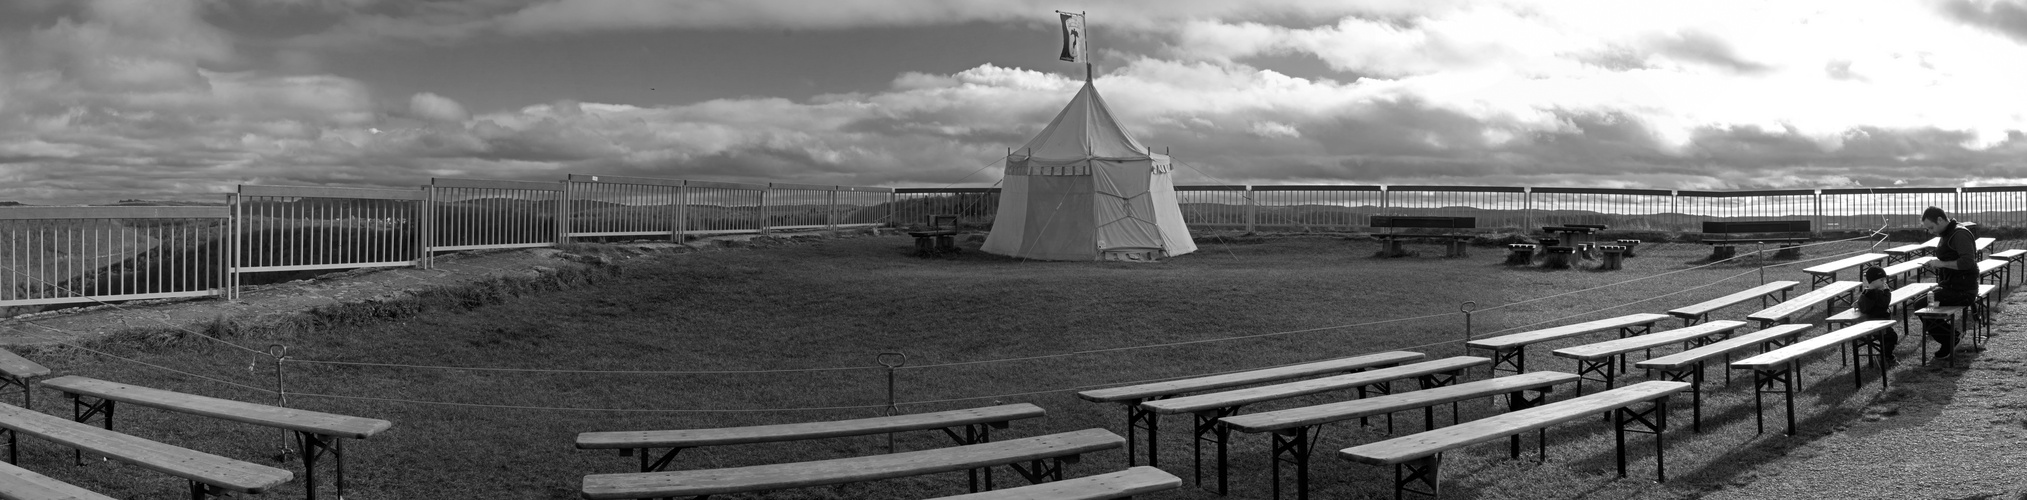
(8, 233, 1973, 499)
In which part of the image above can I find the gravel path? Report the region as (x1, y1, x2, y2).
(1702, 292, 2027, 500)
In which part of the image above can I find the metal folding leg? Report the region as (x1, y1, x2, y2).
(1124, 398, 1166, 467)
(1654, 362, 1705, 433)
(1614, 397, 1670, 482)
(1504, 388, 1551, 461)
(1007, 457, 1068, 485)
(1356, 381, 1395, 432)
(1192, 407, 1242, 495)
(1750, 364, 1798, 435)
(294, 432, 349, 500)
(1573, 357, 1617, 396)
(1486, 347, 1527, 377)
(68, 395, 113, 466)
(1269, 426, 1321, 500)
(1616, 324, 1655, 373)
(940, 422, 999, 491)
(1415, 371, 1465, 429)
(1391, 454, 1441, 500)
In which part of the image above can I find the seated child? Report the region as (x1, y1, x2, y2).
(1856, 266, 1899, 367)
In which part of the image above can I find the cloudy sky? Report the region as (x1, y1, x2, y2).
(6, 0, 2027, 204)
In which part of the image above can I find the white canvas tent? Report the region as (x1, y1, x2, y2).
(982, 80, 1197, 261)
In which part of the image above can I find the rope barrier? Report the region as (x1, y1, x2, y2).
(281, 359, 880, 374)
(0, 264, 271, 357)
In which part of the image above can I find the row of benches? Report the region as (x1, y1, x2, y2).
(0, 351, 390, 500)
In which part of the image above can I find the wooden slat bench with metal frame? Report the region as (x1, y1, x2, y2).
(1883, 242, 1932, 263)
(1138, 357, 1489, 495)
(0, 458, 116, 500)
(1990, 248, 2027, 285)
(1222, 371, 1580, 500)
(1700, 220, 1811, 260)
(579, 428, 1124, 500)
(1879, 257, 1934, 287)
(1338, 381, 1690, 499)
(926, 466, 1181, 500)
(1633, 324, 1812, 433)
(1369, 216, 1477, 258)
(1746, 281, 1861, 327)
(1730, 320, 1897, 436)
(1801, 253, 1889, 290)
(1666, 281, 1799, 327)
(1465, 313, 1671, 377)
(1826, 282, 1936, 337)
(1973, 237, 1995, 259)
(0, 349, 48, 411)
(1075, 351, 1423, 468)
(0, 402, 292, 500)
(1550, 320, 1747, 395)
(37, 375, 388, 500)
(1974, 258, 2011, 299)
(1913, 284, 1999, 365)
(577, 403, 1046, 492)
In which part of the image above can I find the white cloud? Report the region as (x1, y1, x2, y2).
(409, 92, 470, 122)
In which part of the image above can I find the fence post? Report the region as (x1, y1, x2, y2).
(1244, 186, 1256, 234)
(227, 192, 240, 301)
(876, 352, 906, 453)
(759, 186, 772, 235)
(421, 185, 436, 269)
(827, 187, 839, 231)
(1813, 190, 1823, 238)
(1523, 187, 1534, 231)
(557, 180, 572, 246)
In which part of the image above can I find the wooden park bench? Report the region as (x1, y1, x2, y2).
(1879, 256, 1934, 287)
(1551, 320, 1747, 395)
(1138, 357, 1488, 495)
(1466, 313, 1670, 376)
(577, 403, 1045, 491)
(1801, 253, 1888, 290)
(38, 375, 389, 500)
(1731, 320, 1897, 435)
(1222, 371, 1580, 500)
(1369, 216, 1476, 258)
(1883, 242, 1932, 263)
(1075, 351, 1422, 468)
(1827, 282, 1936, 336)
(1991, 248, 2027, 283)
(1974, 237, 1995, 259)
(1746, 281, 1860, 327)
(0, 349, 48, 410)
(1338, 381, 1690, 499)
(1635, 324, 1812, 432)
(909, 214, 962, 255)
(0, 458, 116, 500)
(1666, 281, 1799, 327)
(0, 402, 293, 499)
(1539, 226, 1601, 260)
(579, 428, 1123, 499)
(926, 466, 1181, 500)
(1700, 220, 1811, 260)
(1975, 258, 2011, 297)
(1913, 284, 1999, 365)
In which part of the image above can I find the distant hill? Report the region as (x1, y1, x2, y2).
(99, 200, 226, 207)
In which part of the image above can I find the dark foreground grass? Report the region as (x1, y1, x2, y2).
(3, 233, 1987, 499)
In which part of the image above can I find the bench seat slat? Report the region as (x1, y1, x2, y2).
(1731, 321, 1895, 368)
(576, 404, 1045, 449)
(1635, 324, 1813, 369)
(1076, 352, 1424, 403)
(1551, 321, 1746, 360)
(1667, 281, 1799, 319)
(580, 428, 1123, 499)
(1880, 257, 1934, 278)
(1222, 371, 1581, 433)
(0, 459, 115, 500)
(1827, 283, 1936, 325)
(38, 376, 391, 439)
(925, 466, 1181, 500)
(1465, 313, 1671, 351)
(1991, 249, 2027, 259)
(1141, 357, 1490, 415)
(0, 350, 49, 380)
(1747, 281, 1860, 323)
(0, 403, 292, 493)
(1338, 381, 1690, 465)
(1802, 253, 1889, 275)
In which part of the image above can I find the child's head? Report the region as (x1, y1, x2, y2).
(1863, 266, 1888, 289)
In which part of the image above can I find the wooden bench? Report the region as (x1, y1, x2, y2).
(1666, 281, 1799, 327)
(1634, 324, 1811, 432)
(1975, 258, 2011, 299)
(1746, 281, 1860, 327)
(1551, 320, 1746, 395)
(579, 428, 1124, 499)
(926, 466, 1181, 500)
(1827, 282, 1935, 335)
(1223, 371, 1580, 500)
(0, 402, 293, 499)
(1801, 253, 1888, 290)
(1883, 242, 1932, 263)
(1075, 351, 1423, 468)
(1466, 313, 1670, 376)
(0, 458, 116, 500)
(1991, 248, 2027, 285)
(1369, 216, 1476, 258)
(578, 403, 1045, 491)
(1597, 245, 1628, 270)
(1540, 245, 1577, 269)
(1540, 226, 1600, 260)
(1730, 320, 1897, 435)
(1504, 244, 1537, 266)
(1974, 237, 1995, 259)
(1879, 256, 1934, 287)
(0, 350, 48, 411)
(38, 376, 388, 500)
(1700, 220, 1811, 260)
(909, 214, 962, 255)
(1338, 381, 1690, 499)
(1614, 239, 1641, 257)
(1913, 284, 1999, 365)
(1138, 357, 1488, 495)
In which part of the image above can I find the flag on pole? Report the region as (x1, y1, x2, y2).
(1058, 11, 1086, 63)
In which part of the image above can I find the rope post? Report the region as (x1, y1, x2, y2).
(876, 352, 907, 453)
(1459, 301, 1478, 344)
(267, 344, 295, 461)
(1758, 247, 1767, 286)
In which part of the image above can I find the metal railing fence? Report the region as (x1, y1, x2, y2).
(0, 207, 230, 308)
